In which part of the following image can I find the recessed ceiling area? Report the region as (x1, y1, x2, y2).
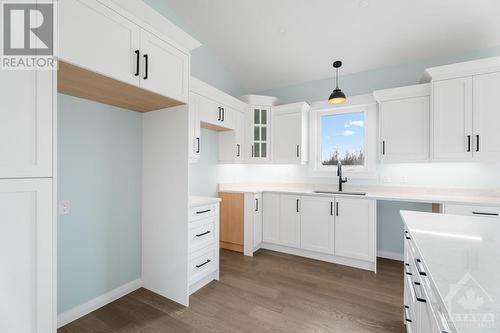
(162, 0, 500, 92)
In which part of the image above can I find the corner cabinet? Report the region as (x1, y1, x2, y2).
(374, 84, 430, 163)
(272, 102, 310, 164)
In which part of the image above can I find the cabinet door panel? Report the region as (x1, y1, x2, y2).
(60, 0, 140, 86)
(140, 30, 189, 102)
(273, 112, 302, 163)
(219, 110, 244, 162)
(432, 78, 473, 161)
(0, 179, 53, 332)
(262, 193, 280, 243)
(380, 96, 429, 162)
(279, 195, 301, 248)
(300, 196, 334, 254)
(0, 71, 52, 178)
(199, 95, 221, 126)
(334, 198, 375, 262)
(189, 93, 201, 162)
(253, 194, 263, 247)
(473, 72, 500, 161)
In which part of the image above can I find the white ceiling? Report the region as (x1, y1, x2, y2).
(165, 0, 500, 93)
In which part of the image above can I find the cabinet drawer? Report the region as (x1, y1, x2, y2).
(189, 204, 217, 221)
(444, 203, 500, 218)
(189, 218, 216, 252)
(189, 245, 217, 284)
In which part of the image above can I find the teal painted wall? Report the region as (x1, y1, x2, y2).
(256, 45, 500, 104)
(143, 0, 244, 96)
(57, 94, 142, 313)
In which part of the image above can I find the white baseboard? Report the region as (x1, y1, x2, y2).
(57, 278, 142, 328)
(377, 250, 403, 261)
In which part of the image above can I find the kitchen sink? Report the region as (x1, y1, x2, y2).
(312, 190, 366, 196)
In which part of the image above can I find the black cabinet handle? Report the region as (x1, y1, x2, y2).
(195, 259, 211, 268)
(405, 263, 412, 276)
(296, 145, 300, 158)
(415, 259, 427, 276)
(255, 198, 259, 212)
(251, 145, 254, 157)
(405, 230, 411, 240)
(143, 54, 149, 80)
(413, 282, 427, 303)
(382, 140, 386, 155)
(476, 135, 480, 152)
(196, 137, 200, 154)
(472, 211, 499, 216)
(467, 135, 471, 152)
(222, 108, 225, 122)
(330, 202, 333, 216)
(196, 209, 211, 215)
(195, 230, 211, 237)
(404, 306, 412, 323)
(296, 199, 299, 213)
(236, 144, 240, 157)
(217, 107, 221, 121)
(134, 50, 140, 76)
(336, 202, 339, 216)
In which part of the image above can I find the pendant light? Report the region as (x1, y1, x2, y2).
(328, 61, 347, 104)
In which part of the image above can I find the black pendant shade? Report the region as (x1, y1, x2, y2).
(328, 61, 347, 104)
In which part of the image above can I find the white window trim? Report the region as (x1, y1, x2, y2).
(308, 94, 377, 179)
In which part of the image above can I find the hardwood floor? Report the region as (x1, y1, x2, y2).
(59, 249, 405, 333)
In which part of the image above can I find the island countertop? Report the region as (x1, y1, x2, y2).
(401, 210, 500, 333)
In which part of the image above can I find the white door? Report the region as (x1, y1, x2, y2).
(300, 196, 334, 254)
(273, 111, 302, 163)
(253, 194, 263, 248)
(334, 198, 375, 262)
(473, 71, 500, 161)
(0, 179, 53, 333)
(140, 30, 189, 103)
(59, 0, 140, 86)
(0, 71, 52, 178)
(279, 195, 301, 248)
(432, 77, 473, 161)
(189, 93, 201, 162)
(262, 193, 280, 243)
(379, 96, 429, 162)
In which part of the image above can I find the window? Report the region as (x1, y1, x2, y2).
(320, 111, 365, 167)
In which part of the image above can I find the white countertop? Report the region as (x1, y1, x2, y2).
(189, 196, 221, 208)
(401, 210, 500, 333)
(218, 183, 500, 205)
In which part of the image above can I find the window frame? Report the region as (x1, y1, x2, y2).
(308, 95, 377, 178)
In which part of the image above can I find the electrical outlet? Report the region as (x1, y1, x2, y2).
(58, 200, 71, 215)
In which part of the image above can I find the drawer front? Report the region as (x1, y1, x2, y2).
(189, 245, 217, 284)
(189, 204, 217, 221)
(189, 218, 216, 252)
(444, 203, 500, 218)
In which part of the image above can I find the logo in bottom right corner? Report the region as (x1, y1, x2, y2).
(444, 272, 495, 330)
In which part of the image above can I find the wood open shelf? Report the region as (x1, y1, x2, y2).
(57, 61, 184, 112)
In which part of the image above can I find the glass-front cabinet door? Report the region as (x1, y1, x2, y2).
(251, 106, 271, 161)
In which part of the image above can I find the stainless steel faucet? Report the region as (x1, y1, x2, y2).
(337, 162, 348, 191)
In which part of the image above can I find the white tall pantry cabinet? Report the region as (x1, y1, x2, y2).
(0, 51, 55, 333)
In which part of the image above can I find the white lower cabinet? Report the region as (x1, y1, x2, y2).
(263, 193, 376, 270)
(334, 197, 376, 262)
(253, 193, 263, 249)
(0, 178, 53, 333)
(188, 202, 220, 295)
(300, 196, 334, 254)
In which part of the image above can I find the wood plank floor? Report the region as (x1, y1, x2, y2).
(59, 249, 405, 333)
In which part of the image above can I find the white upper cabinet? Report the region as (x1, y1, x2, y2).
(60, 0, 141, 86)
(334, 197, 376, 262)
(189, 92, 201, 162)
(375, 84, 430, 163)
(431, 77, 473, 161)
(249, 106, 271, 162)
(300, 196, 334, 254)
(272, 102, 310, 164)
(140, 30, 189, 102)
(472, 71, 500, 161)
(0, 179, 53, 333)
(198, 95, 235, 130)
(0, 71, 52, 179)
(219, 110, 245, 163)
(60, 0, 189, 103)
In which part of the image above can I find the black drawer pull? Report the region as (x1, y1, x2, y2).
(195, 230, 211, 237)
(472, 211, 499, 216)
(196, 259, 211, 268)
(405, 263, 412, 276)
(196, 209, 211, 215)
(404, 305, 412, 323)
(405, 231, 411, 240)
(413, 282, 427, 303)
(415, 259, 427, 276)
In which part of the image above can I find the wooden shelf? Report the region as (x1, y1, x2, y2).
(57, 61, 184, 112)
